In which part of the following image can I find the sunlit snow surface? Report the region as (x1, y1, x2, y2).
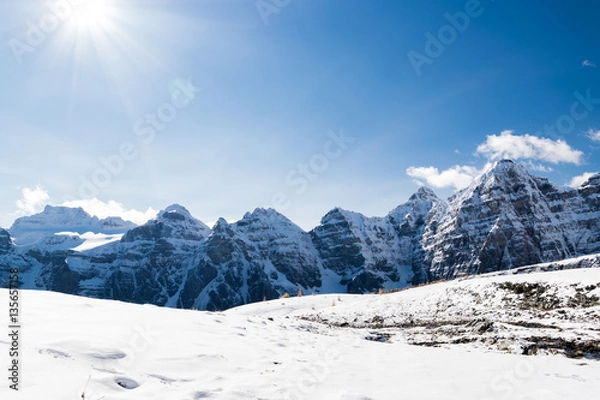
(2, 268, 600, 399)
(64, 232, 124, 252)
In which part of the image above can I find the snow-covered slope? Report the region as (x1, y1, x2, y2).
(298, 267, 600, 359)
(1, 267, 598, 399)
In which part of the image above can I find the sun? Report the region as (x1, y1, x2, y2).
(69, 0, 117, 32)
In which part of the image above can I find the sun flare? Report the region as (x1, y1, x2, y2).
(69, 0, 117, 31)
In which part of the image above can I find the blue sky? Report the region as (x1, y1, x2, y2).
(1, 0, 599, 230)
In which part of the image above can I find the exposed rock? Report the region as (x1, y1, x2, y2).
(2, 160, 600, 310)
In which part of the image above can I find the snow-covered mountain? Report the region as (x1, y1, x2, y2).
(1, 160, 600, 310)
(421, 160, 600, 281)
(177, 207, 327, 310)
(10, 205, 136, 246)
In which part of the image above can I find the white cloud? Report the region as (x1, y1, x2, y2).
(588, 129, 600, 142)
(15, 186, 50, 215)
(582, 60, 597, 67)
(406, 165, 481, 190)
(61, 198, 157, 225)
(568, 172, 596, 188)
(526, 161, 553, 173)
(475, 130, 583, 165)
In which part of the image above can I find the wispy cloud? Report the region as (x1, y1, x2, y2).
(15, 186, 50, 215)
(406, 165, 482, 190)
(588, 128, 600, 142)
(582, 60, 597, 67)
(406, 130, 584, 191)
(568, 172, 596, 188)
(14, 187, 157, 225)
(61, 198, 157, 225)
(475, 130, 583, 165)
(526, 161, 553, 173)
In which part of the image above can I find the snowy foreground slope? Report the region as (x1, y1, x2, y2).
(2, 268, 600, 399)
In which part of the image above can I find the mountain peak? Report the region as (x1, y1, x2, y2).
(9, 205, 137, 246)
(156, 203, 209, 234)
(237, 207, 301, 232)
(10, 205, 98, 233)
(388, 186, 443, 228)
(319, 207, 368, 230)
(43, 204, 93, 218)
(212, 217, 230, 230)
(122, 204, 209, 243)
(470, 159, 532, 189)
(243, 207, 289, 220)
(158, 204, 193, 219)
(581, 172, 600, 188)
(411, 186, 440, 201)
(487, 159, 525, 175)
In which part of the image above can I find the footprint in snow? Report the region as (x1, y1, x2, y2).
(115, 377, 140, 389)
(38, 348, 72, 359)
(340, 394, 374, 400)
(90, 351, 127, 360)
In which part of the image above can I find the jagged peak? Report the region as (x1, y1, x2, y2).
(153, 203, 210, 233)
(410, 186, 440, 201)
(121, 204, 209, 243)
(242, 207, 292, 222)
(464, 159, 533, 192)
(213, 217, 230, 228)
(388, 186, 442, 224)
(319, 207, 369, 229)
(208, 217, 234, 237)
(485, 159, 529, 176)
(581, 172, 600, 188)
(236, 207, 305, 233)
(158, 203, 193, 218)
(323, 207, 358, 219)
(101, 216, 137, 227)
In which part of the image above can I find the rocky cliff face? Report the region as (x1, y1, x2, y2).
(179, 208, 324, 310)
(422, 160, 600, 281)
(2, 160, 600, 310)
(311, 186, 441, 293)
(0, 228, 12, 253)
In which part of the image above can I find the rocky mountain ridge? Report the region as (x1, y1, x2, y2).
(2, 160, 600, 310)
